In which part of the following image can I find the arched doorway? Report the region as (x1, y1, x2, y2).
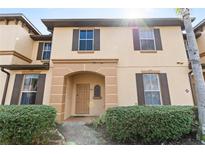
(49, 59, 118, 122)
(64, 71, 105, 118)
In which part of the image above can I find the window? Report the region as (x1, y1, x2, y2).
(139, 28, 156, 50)
(19, 74, 39, 105)
(79, 30, 94, 50)
(42, 42, 51, 60)
(93, 85, 101, 99)
(143, 74, 161, 105)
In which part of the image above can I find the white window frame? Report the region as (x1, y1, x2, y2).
(139, 28, 156, 51)
(19, 74, 39, 105)
(41, 42, 52, 61)
(78, 29, 94, 51)
(143, 74, 162, 105)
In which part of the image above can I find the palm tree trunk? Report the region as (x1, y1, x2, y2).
(182, 8, 205, 141)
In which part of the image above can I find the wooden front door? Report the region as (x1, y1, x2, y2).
(75, 84, 90, 114)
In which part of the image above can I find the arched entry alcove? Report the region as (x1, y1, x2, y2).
(49, 59, 118, 122)
(64, 71, 105, 119)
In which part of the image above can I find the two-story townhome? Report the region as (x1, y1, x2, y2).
(0, 14, 194, 122)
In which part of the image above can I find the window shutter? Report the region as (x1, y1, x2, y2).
(136, 73, 145, 105)
(133, 29, 140, 50)
(154, 29, 163, 50)
(94, 29, 100, 50)
(35, 74, 46, 105)
(159, 73, 171, 105)
(72, 29, 79, 51)
(37, 42, 44, 60)
(10, 74, 24, 105)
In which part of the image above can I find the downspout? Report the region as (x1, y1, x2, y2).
(1, 68, 10, 105)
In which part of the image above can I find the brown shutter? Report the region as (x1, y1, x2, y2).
(159, 73, 171, 105)
(94, 29, 100, 50)
(133, 29, 140, 50)
(10, 74, 24, 105)
(136, 73, 145, 105)
(154, 29, 163, 50)
(35, 74, 46, 104)
(72, 29, 79, 51)
(37, 42, 44, 60)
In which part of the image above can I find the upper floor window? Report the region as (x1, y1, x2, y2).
(79, 30, 94, 50)
(139, 28, 156, 50)
(42, 42, 52, 60)
(143, 74, 161, 105)
(133, 28, 162, 51)
(37, 42, 52, 61)
(19, 74, 39, 105)
(72, 29, 100, 51)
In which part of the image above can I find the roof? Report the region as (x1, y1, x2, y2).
(0, 63, 49, 70)
(42, 18, 186, 32)
(194, 19, 205, 32)
(30, 34, 52, 41)
(0, 13, 41, 35)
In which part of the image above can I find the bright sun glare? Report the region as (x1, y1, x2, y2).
(124, 9, 151, 18)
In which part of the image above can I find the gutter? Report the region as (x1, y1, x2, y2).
(1, 68, 10, 105)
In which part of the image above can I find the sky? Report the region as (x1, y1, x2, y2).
(0, 8, 204, 34)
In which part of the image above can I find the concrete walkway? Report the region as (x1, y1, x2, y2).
(58, 118, 107, 145)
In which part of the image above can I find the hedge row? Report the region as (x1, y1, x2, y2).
(105, 106, 197, 144)
(0, 105, 56, 145)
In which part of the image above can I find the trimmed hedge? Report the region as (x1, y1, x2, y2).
(0, 105, 56, 145)
(105, 106, 197, 144)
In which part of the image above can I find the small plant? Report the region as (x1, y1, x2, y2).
(0, 105, 56, 145)
(93, 112, 106, 128)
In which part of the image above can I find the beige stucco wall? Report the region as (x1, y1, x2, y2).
(52, 26, 188, 67)
(196, 27, 205, 54)
(196, 26, 205, 64)
(0, 24, 34, 64)
(14, 27, 34, 59)
(0, 25, 17, 51)
(201, 56, 205, 64)
(118, 66, 193, 106)
(0, 55, 29, 65)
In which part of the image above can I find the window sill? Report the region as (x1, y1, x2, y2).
(93, 96, 102, 100)
(140, 50, 157, 53)
(40, 59, 50, 63)
(77, 51, 95, 54)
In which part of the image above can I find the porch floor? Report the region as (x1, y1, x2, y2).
(64, 116, 98, 123)
(58, 116, 106, 145)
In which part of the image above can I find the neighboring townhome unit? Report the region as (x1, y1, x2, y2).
(186, 19, 205, 104)
(0, 14, 194, 122)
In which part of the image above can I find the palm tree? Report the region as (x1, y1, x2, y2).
(177, 8, 205, 142)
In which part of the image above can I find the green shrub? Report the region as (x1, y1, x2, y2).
(105, 106, 196, 144)
(0, 105, 56, 145)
